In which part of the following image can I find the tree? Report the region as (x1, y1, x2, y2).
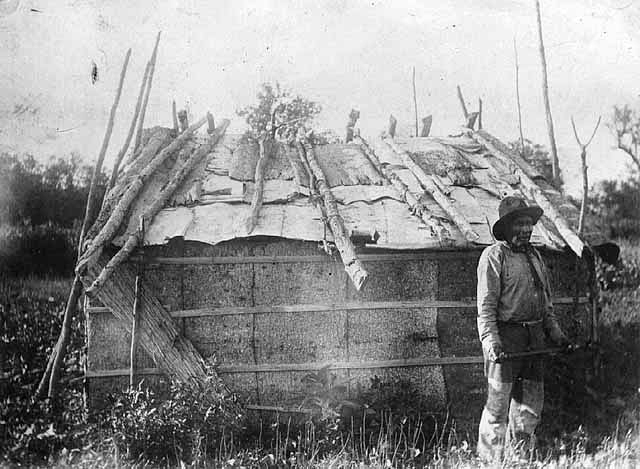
(237, 82, 321, 142)
(610, 104, 640, 173)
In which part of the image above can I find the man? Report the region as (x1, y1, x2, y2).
(476, 196, 570, 462)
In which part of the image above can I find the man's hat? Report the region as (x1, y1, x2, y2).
(492, 196, 543, 241)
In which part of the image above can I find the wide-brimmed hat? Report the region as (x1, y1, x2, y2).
(492, 196, 543, 241)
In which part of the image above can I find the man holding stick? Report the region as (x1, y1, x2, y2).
(476, 196, 570, 462)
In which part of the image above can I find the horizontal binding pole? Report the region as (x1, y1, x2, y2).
(134, 250, 479, 266)
(86, 297, 589, 317)
(246, 404, 313, 414)
(85, 368, 159, 379)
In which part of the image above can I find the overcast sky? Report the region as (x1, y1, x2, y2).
(1, 0, 640, 195)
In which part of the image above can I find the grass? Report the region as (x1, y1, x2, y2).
(1, 241, 640, 467)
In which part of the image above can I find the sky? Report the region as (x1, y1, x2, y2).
(1, 0, 640, 196)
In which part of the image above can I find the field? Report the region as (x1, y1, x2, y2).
(1, 242, 639, 468)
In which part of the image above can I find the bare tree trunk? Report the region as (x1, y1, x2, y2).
(571, 116, 601, 235)
(514, 37, 525, 156)
(535, 0, 560, 184)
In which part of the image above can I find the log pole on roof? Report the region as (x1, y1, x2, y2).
(85, 118, 229, 296)
(456, 85, 469, 120)
(478, 98, 483, 130)
(381, 136, 480, 244)
(77, 117, 207, 277)
(178, 110, 189, 132)
(207, 112, 216, 134)
(133, 31, 161, 154)
(355, 135, 454, 245)
(245, 137, 269, 234)
(299, 139, 368, 291)
(472, 130, 584, 256)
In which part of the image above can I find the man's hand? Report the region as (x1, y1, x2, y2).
(485, 342, 504, 363)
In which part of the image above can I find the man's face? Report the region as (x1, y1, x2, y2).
(508, 215, 534, 247)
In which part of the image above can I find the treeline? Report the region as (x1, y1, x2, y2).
(0, 153, 106, 277)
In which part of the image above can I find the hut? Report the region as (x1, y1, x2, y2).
(79, 114, 602, 427)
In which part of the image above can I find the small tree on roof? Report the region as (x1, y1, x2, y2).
(237, 82, 321, 142)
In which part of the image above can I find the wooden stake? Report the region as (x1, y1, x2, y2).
(420, 115, 433, 137)
(36, 48, 132, 401)
(478, 98, 483, 130)
(412, 66, 419, 137)
(382, 137, 479, 244)
(456, 85, 469, 120)
(388, 115, 397, 138)
(299, 140, 368, 290)
(133, 31, 161, 154)
(535, 0, 560, 183)
(571, 115, 601, 235)
(77, 117, 207, 276)
(514, 37, 525, 156)
(345, 109, 360, 143)
(172, 100, 179, 132)
(107, 53, 152, 197)
(207, 112, 215, 134)
(129, 216, 144, 387)
(245, 137, 270, 234)
(178, 110, 189, 132)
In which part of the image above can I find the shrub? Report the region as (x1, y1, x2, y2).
(107, 376, 243, 464)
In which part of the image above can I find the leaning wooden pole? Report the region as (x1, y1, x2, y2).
(245, 137, 269, 234)
(535, 0, 560, 183)
(382, 137, 479, 244)
(514, 37, 525, 156)
(412, 66, 419, 137)
(107, 55, 152, 196)
(133, 32, 161, 154)
(456, 85, 469, 121)
(77, 117, 207, 277)
(299, 139, 368, 291)
(85, 118, 228, 296)
(35, 48, 131, 401)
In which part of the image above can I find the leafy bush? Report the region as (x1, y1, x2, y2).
(107, 377, 243, 464)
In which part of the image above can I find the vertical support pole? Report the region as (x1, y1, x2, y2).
(129, 216, 145, 387)
(345, 109, 360, 143)
(412, 66, 419, 137)
(172, 100, 179, 132)
(478, 98, 483, 130)
(207, 112, 216, 134)
(388, 115, 398, 138)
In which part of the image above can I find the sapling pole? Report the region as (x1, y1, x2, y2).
(133, 31, 161, 154)
(535, 0, 560, 183)
(571, 115, 601, 235)
(412, 66, 419, 136)
(172, 100, 179, 131)
(129, 217, 144, 387)
(514, 37, 525, 156)
(36, 48, 131, 401)
(456, 85, 469, 120)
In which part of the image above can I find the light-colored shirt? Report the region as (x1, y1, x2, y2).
(476, 241, 561, 346)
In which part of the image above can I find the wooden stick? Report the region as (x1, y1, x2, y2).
(456, 85, 469, 119)
(77, 117, 207, 276)
(381, 137, 479, 244)
(514, 37, 525, 156)
(478, 98, 483, 130)
(420, 115, 432, 137)
(133, 31, 161, 154)
(129, 217, 144, 387)
(388, 115, 397, 138)
(535, 0, 560, 183)
(472, 130, 585, 256)
(178, 110, 189, 132)
(345, 109, 360, 143)
(245, 137, 269, 234)
(571, 115, 601, 234)
(36, 48, 131, 402)
(299, 140, 368, 290)
(172, 100, 178, 132)
(106, 55, 152, 197)
(206, 112, 215, 134)
(355, 135, 453, 244)
(412, 66, 419, 137)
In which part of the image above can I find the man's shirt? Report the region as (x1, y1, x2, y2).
(476, 241, 558, 346)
